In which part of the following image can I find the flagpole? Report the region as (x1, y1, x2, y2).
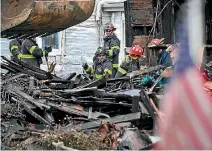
(197, 44, 206, 69)
(188, 0, 205, 65)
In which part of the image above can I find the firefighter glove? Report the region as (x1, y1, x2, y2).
(45, 46, 52, 53)
(105, 72, 109, 81)
(82, 63, 88, 69)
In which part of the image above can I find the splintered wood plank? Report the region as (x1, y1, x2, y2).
(62, 112, 141, 131)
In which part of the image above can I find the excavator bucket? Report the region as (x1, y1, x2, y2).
(1, 0, 95, 39)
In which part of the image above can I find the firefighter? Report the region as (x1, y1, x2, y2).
(82, 62, 94, 80)
(150, 38, 172, 66)
(115, 45, 143, 78)
(104, 23, 120, 77)
(9, 38, 22, 62)
(148, 38, 173, 85)
(148, 38, 172, 66)
(93, 23, 120, 77)
(82, 51, 99, 80)
(21, 38, 52, 68)
(157, 48, 172, 66)
(83, 47, 113, 80)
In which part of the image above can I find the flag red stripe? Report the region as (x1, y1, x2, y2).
(181, 75, 212, 141)
(158, 88, 188, 149)
(171, 81, 203, 149)
(158, 79, 210, 149)
(176, 100, 204, 149)
(158, 88, 177, 135)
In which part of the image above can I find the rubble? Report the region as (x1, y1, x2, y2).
(33, 130, 112, 150)
(2, 56, 211, 150)
(0, 57, 171, 150)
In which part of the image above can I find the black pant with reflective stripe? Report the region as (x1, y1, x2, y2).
(112, 68, 117, 78)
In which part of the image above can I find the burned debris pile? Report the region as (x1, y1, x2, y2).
(1, 57, 163, 150)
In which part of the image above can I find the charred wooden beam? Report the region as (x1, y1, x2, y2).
(1, 56, 22, 68)
(0, 63, 17, 73)
(140, 89, 156, 121)
(50, 79, 73, 83)
(47, 98, 75, 103)
(66, 72, 77, 80)
(62, 112, 141, 131)
(96, 92, 133, 101)
(1, 73, 25, 85)
(60, 87, 99, 96)
(76, 96, 114, 101)
(6, 84, 45, 110)
(43, 111, 55, 125)
(47, 84, 70, 90)
(4, 62, 48, 80)
(107, 76, 131, 83)
(74, 74, 82, 85)
(32, 90, 53, 97)
(10, 95, 36, 109)
(75, 100, 132, 107)
(77, 78, 106, 89)
(47, 102, 109, 119)
(1, 56, 50, 80)
(11, 97, 52, 128)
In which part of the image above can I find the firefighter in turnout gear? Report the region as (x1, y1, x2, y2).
(9, 39, 22, 62)
(82, 51, 99, 80)
(83, 47, 113, 80)
(21, 38, 52, 68)
(82, 62, 94, 80)
(115, 45, 144, 78)
(104, 23, 120, 77)
(93, 23, 120, 78)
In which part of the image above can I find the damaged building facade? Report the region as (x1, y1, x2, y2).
(36, 0, 126, 78)
(1, 0, 211, 76)
(1, 0, 212, 150)
(125, 0, 212, 65)
(155, 0, 212, 64)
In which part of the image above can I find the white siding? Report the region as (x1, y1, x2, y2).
(58, 15, 99, 78)
(1, 1, 126, 79)
(111, 12, 126, 63)
(0, 38, 10, 57)
(59, 10, 125, 78)
(1, 38, 10, 74)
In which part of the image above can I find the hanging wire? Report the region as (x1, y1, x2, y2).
(149, 0, 160, 36)
(157, 0, 174, 18)
(149, 0, 185, 37)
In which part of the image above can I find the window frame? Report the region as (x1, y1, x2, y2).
(42, 32, 59, 49)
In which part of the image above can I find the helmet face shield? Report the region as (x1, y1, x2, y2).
(129, 54, 140, 60)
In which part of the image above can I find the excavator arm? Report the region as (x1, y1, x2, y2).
(1, 0, 95, 39)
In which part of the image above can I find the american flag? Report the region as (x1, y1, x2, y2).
(156, 0, 212, 149)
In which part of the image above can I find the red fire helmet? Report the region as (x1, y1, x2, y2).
(148, 38, 165, 47)
(128, 45, 144, 56)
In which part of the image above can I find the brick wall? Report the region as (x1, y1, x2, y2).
(129, 0, 153, 26)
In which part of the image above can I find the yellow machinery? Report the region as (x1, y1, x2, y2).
(1, 0, 95, 38)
